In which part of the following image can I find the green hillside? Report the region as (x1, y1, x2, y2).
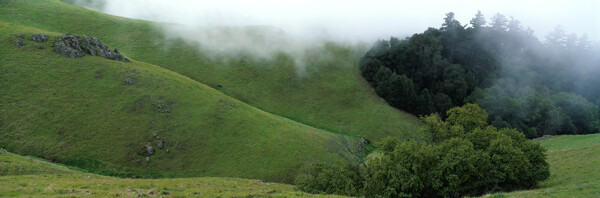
(486, 134, 600, 197)
(0, 21, 345, 182)
(3, 133, 597, 197)
(0, 0, 422, 141)
(0, 150, 345, 197)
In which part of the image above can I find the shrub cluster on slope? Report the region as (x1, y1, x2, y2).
(360, 11, 600, 138)
(296, 104, 550, 197)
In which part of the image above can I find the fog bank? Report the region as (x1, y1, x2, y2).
(74, 0, 599, 42)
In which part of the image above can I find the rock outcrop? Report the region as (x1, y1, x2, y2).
(157, 140, 164, 149)
(32, 34, 48, 42)
(125, 76, 134, 85)
(53, 33, 130, 62)
(15, 34, 24, 46)
(145, 145, 154, 155)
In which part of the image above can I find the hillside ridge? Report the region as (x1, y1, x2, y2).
(0, 21, 341, 182)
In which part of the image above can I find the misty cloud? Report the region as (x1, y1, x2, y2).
(70, 0, 599, 71)
(74, 0, 599, 42)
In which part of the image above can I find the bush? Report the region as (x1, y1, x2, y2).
(295, 162, 363, 196)
(296, 104, 550, 197)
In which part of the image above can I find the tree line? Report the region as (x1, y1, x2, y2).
(360, 11, 600, 138)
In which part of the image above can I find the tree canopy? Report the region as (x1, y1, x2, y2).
(296, 104, 550, 197)
(360, 11, 600, 138)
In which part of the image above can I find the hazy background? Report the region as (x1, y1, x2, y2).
(74, 0, 600, 42)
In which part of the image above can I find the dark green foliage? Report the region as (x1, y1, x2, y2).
(552, 93, 600, 134)
(295, 162, 363, 196)
(296, 104, 550, 197)
(360, 11, 600, 138)
(436, 138, 494, 196)
(468, 87, 600, 138)
(446, 103, 488, 132)
(363, 140, 440, 197)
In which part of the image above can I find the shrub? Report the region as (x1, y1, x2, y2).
(296, 104, 550, 197)
(295, 162, 363, 196)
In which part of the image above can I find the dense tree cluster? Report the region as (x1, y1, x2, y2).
(296, 104, 550, 197)
(360, 12, 600, 138)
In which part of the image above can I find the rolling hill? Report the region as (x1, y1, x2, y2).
(486, 134, 600, 197)
(0, 150, 345, 197)
(0, 0, 422, 141)
(2, 133, 597, 197)
(0, 0, 422, 183)
(0, 23, 342, 182)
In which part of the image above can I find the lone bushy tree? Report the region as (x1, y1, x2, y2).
(296, 104, 550, 197)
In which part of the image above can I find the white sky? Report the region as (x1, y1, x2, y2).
(90, 0, 600, 42)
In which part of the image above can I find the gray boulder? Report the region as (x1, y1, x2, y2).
(15, 34, 24, 46)
(146, 157, 150, 162)
(54, 42, 85, 58)
(145, 145, 154, 155)
(32, 34, 48, 42)
(157, 141, 164, 149)
(53, 33, 130, 62)
(125, 76, 134, 85)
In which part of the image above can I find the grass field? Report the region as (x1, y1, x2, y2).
(0, 22, 345, 182)
(485, 134, 600, 197)
(0, 150, 345, 197)
(2, 134, 597, 197)
(0, 0, 422, 141)
(0, 0, 423, 183)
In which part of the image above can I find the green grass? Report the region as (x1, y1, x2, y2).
(0, 22, 344, 182)
(0, 150, 346, 197)
(0, 0, 422, 183)
(485, 134, 600, 197)
(0, 0, 422, 141)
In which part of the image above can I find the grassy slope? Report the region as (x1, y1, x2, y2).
(486, 134, 600, 197)
(0, 21, 340, 182)
(0, 150, 344, 197)
(0, 0, 422, 141)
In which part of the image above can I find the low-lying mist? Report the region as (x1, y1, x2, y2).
(68, 0, 599, 71)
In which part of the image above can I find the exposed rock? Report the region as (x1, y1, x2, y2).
(54, 39, 85, 58)
(146, 157, 150, 162)
(152, 103, 170, 113)
(53, 33, 130, 62)
(32, 34, 48, 42)
(157, 140, 164, 149)
(125, 76, 134, 85)
(145, 145, 154, 155)
(15, 34, 24, 46)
